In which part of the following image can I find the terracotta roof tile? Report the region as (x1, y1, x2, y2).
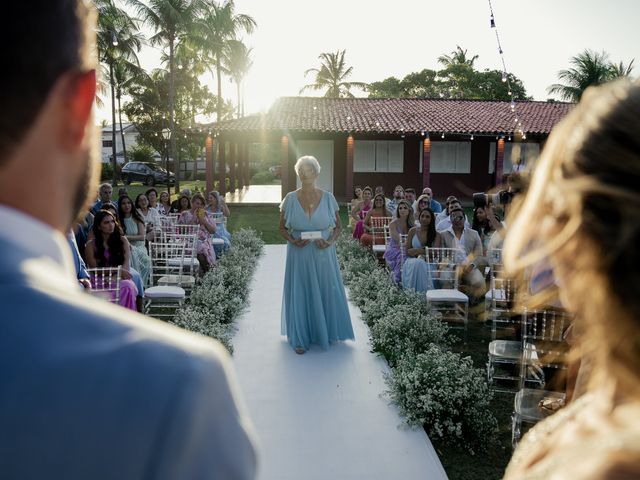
(212, 97, 574, 136)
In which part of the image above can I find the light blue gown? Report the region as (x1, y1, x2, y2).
(402, 233, 435, 292)
(280, 191, 354, 350)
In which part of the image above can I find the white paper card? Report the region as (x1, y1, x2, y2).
(301, 231, 322, 240)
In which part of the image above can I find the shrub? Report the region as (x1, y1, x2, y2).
(385, 346, 497, 453)
(370, 303, 449, 366)
(251, 170, 275, 184)
(100, 161, 122, 181)
(130, 144, 156, 163)
(170, 228, 264, 352)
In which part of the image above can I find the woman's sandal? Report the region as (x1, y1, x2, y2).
(294, 347, 306, 355)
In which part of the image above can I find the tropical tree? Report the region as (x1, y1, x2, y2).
(437, 45, 479, 68)
(224, 39, 253, 118)
(194, 0, 256, 123)
(113, 59, 146, 164)
(548, 49, 635, 102)
(300, 50, 368, 98)
(127, 0, 200, 192)
(96, 0, 143, 185)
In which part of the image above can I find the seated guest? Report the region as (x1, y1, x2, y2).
(404, 188, 417, 211)
(414, 194, 431, 220)
(422, 187, 443, 213)
(85, 211, 138, 311)
(157, 191, 171, 215)
(206, 190, 231, 256)
(384, 200, 414, 284)
(145, 188, 159, 210)
(436, 199, 470, 232)
(360, 193, 389, 248)
(135, 193, 161, 242)
(170, 188, 191, 213)
(351, 186, 373, 240)
(118, 195, 151, 285)
(387, 185, 405, 217)
(471, 205, 504, 255)
(348, 186, 364, 230)
(179, 193, 217, 274)
(67, 230, 91, 290)
(90, 182, 113, 214)
(402, 207, 441, 292)
(435, 195, 458, 225)
(439, 207, 485, 297)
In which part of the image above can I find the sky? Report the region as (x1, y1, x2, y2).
(97, 0, 640, 124)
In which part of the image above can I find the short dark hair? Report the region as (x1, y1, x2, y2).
(405, 188, 416, 195)
(1, 1, 94, 164)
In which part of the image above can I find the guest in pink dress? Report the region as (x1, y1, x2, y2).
(178, 193, 217, 274)
(84, 210, 138, 311)
(351, 186, 373, 240)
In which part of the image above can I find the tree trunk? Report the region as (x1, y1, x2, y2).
(117, 87, 127, 164)
(236, 81, 241, 119)
(110, 61, 118, 186)
(216, 58, 223, 123)
(169, 39, 180, 194)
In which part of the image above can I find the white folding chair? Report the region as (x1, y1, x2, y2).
(162, 224, 200, 279)
(144, 241, 187, 319)
(425, 247, 469, 330)
(87, 266, 121, 305)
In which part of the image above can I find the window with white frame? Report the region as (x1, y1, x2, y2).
(354, 140, 403, 172)
(429, 141, 471, 173)
(488, 142, 540, 173)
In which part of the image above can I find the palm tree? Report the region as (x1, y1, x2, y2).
(300, 50, 368, 98)
(224, 39, 252, 118)
(547, 50, 622, 102)
(127, 0, 199, 193)
(113, 59, 146, 164)
(96, 0, 143, 185)
(194, 0, 256, 123)
(438, 45, 479, 68)
(610, 59, 635, 78)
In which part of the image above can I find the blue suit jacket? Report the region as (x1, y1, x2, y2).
(0, 236, 257, 479)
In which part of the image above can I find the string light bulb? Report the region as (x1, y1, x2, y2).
(470, 134, 474, 140)
(111, 32, 118, 47)
(490, 15, 496, 28)
(510, 100, 515, 111)
(501, 71, 507, 82)
(441, 132, 445, 139)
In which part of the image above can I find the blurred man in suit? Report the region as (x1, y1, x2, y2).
(0, 2, 257, 478)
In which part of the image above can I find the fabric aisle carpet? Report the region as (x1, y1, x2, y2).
(231, 244, 448, 480)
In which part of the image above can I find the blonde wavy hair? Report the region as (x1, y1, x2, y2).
(504, 79, 640, 396)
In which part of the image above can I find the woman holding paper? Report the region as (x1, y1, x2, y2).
(279, 156, 354, 354)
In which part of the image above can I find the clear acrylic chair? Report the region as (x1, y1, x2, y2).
(87, 266, 121, 304)
(371, 216, 392, 256)
(425, 247, 469, 330)
(511, 308, 572, 446)
(144, 241, 187, 319)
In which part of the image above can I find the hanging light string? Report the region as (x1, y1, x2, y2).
(488, 0, 526, 140)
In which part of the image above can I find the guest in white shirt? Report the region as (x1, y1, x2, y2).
(438, 207, 485, 296)
(436, 199, 470, 232)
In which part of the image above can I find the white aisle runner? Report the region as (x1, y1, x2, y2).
(232, 245, 448, 480)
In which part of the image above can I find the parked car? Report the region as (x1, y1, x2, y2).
(121, 162, 175, 186)
(269, 165, 282, 179)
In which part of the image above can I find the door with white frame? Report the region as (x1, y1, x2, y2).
(294, 140, 334, 193)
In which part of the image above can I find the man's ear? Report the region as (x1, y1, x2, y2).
(62, 69, 96, 149)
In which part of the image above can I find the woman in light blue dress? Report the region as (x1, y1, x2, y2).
(117, 195, 151, 285)
(206, 190, 232, 257)
(279, 156, 354, 354)
(402, 207, 441, 292)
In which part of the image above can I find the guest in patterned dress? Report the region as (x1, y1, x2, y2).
(206, 190, 232, 256)
(178, 193, 216, 274)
